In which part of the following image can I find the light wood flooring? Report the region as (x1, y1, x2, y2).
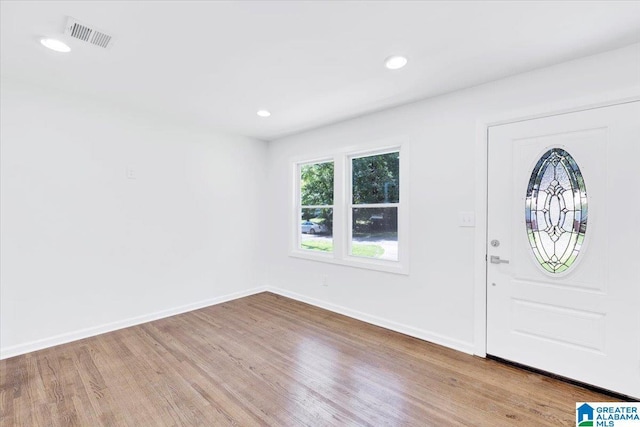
(0, 292, 619, 426)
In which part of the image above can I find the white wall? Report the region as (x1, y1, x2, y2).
(265, 43, 640, 353)
(0, 77, 268, 358)
(2, 43, 638, 360)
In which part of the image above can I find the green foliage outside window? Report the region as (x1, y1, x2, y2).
(352, 152, 399, 204)
(301, 162, 334, 206)
(352, 152, 399, 236)
(301, 162, 334, 230)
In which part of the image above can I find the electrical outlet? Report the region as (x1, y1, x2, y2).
(458, 211, 475, 227)
(320, 275, 328, 287)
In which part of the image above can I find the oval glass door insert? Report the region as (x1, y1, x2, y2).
(525, 148, 587, 273)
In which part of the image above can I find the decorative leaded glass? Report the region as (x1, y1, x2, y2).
(525, 148, 587, 273)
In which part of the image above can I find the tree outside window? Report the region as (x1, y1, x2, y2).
(299, 161, 333, 252)
(351, 151, 399, 260)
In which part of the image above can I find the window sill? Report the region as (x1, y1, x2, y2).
(288, 250, 409, 275)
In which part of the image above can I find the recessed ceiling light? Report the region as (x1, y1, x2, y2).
(257, 110, 271, 118)
(385, 55, 407, 70)
(40, 38, 71, 53)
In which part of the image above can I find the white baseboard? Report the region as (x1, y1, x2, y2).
(0, 286, 268, 360)
(265, 287, 475, 355)
(2, 284, 474, 359)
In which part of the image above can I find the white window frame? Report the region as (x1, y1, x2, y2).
(290, 142, 409, 275)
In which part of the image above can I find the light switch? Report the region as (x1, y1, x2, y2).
(459, 211, 475, 227)
(126, 167, 136, 180)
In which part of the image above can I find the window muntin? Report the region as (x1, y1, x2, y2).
(525, 148, 587, 273)
(349, 151, 399, 260)
(299, 161, 334, 253)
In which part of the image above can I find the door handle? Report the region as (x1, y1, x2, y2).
(490, 255, 509, 264)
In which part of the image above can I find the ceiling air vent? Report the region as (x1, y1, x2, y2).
(63, 17, 114, 49)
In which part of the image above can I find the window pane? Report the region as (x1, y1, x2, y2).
(301, 162, 334, 206)
(352, 152, 399, 204)
(525, 148, 587, 273)
(300, 208, 333, 253)
(351, 207, 397, 260)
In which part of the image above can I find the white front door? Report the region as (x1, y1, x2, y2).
(487, 101, 640, 398)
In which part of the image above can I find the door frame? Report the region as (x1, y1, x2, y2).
(473, 88, 640, 357)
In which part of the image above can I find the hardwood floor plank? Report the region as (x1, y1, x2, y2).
(96, 333, 172, 427)
(0, 292, 622, 426)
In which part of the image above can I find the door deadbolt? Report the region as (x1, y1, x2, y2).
(491, 240, 500, 247)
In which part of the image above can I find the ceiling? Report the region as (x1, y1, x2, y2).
(2, 1, 639, 141)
